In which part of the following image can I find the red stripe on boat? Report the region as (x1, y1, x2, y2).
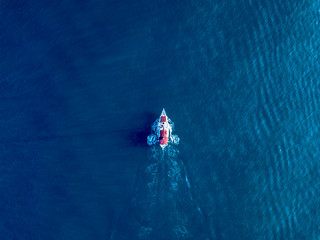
(161, 116, 166, 122)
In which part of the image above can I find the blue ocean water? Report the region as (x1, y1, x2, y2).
(1, 0, 320, 239)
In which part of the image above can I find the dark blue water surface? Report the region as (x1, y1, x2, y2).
(1, 0, 320, 239)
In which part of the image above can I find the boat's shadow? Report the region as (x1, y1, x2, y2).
(128, 112, 158, 147)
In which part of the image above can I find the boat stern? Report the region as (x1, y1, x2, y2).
(160, 144, 167, 150)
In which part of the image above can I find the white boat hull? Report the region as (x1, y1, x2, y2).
(147, 108, 179, 149)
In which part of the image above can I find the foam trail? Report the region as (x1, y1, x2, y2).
(181, 160, 203, 215)
(113, 145, 212, 240)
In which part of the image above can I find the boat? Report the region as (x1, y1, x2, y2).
(147, 108, 180, 149)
